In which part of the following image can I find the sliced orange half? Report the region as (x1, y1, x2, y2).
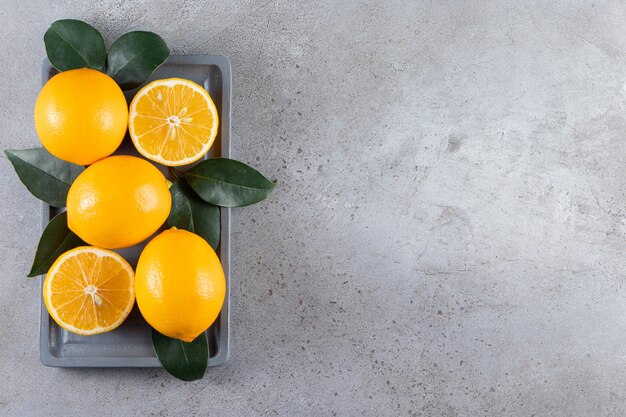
(43, 246, 135, 336)
(128, 78, 219, 166)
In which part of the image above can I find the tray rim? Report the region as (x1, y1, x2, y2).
(38, 54, 232, 368)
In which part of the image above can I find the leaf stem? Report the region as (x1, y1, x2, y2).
(168, 167, 185, 181)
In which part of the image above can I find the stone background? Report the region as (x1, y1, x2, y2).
(2, 1, 626, 416)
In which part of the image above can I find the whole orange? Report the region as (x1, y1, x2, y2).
(34, 68, 128, 165)
(66, 155, 171, 249)
(135, 228, 226, 342)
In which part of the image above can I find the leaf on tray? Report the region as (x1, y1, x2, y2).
(167, 178, 220, 250)
(44, 19, 106, 71)
(152, 328, 208, 381)
(28, 211, 85, 278)
(106, 31, 170, 90)
(185, 158, 276, 208)
(5, 148, 84, 208)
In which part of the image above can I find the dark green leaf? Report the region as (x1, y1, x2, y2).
(44, 19, 106, 71)
(106, 31, 170, 90)
(152, 329, 208, 381)
(185, 158, 276, 207)
(28, 212, 85, 277)
(5, 148, 84, 207)
(167, 179, 220, 250)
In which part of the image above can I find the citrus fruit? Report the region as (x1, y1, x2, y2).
(135, 228, 225, 342)
(43, 246, 135, 336)
(128, 78, 218, 167)
(66, 155, 171, 249)
(34, 68, 128, 166)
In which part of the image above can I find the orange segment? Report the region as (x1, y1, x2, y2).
(43, 246, 135, 336)
(128, 78, 219, 166)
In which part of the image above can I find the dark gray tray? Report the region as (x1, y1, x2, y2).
(39, 55, 231, 367)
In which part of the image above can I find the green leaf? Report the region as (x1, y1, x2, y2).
(28, 211, 85, 277)
(44, 19, 106, 71)
(106, 31, 170, 90)
(185, 158, 276, 207)
(152, 329, 208, 381)
(167, 179, 220, 250)
(5, 148, 84, 208)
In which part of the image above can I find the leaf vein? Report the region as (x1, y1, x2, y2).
(108, 44, 162, 79)
(186, 173, 274, 191)
(179, 340, 191, 367)
(51, 27, 93, 67)
(32, 232, 78, 276)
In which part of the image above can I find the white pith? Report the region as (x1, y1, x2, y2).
(44, 247, 135, 336)
(128, 78, 219, 166)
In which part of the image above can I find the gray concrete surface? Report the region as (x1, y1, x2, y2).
(1, 0, 626, 416)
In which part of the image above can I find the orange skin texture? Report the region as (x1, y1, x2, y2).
(66, 155, 172, 249)
(34, 68, 128, 165)
(135, 229, 226, 342)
